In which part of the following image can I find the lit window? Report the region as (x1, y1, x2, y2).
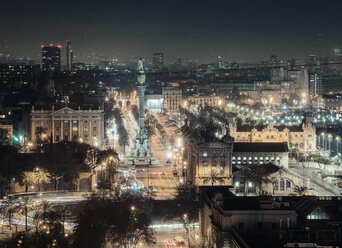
(307, 207, 330, 220)
(203, 152, 207, 157)
(280, 178, 285, 191)
(286, 180, 291, 191)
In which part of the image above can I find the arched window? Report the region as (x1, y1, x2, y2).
(280, 178, 285, 191)
(286, 180, 291, 191)
(273, 180, 279, 191)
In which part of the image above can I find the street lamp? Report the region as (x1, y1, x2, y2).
(328, 134, 332, 151)
(321, 132, 325, 150)
(336, 136, 340, 155)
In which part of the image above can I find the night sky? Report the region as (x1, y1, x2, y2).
(1, 0, 342, 64)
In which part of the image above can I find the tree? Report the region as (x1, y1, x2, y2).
(22, 171, 36, 192)
(293, 185, 308, 196)
(34, 200, 62, 234)
(270, 176, 278, 195)
(49, 170, 63, 191)
(17, 197, 35, 232)
(204, 169, 220, 186)
(251, 165, 272, 192)
(73, 193, 155, 248)
(234, 166, 254, 196)
(0, 231, 72, 248)
(33, 168, 51, 192)
(0, 197, 20, 230)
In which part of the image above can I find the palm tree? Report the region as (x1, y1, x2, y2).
(293, 185, 308, 196)
(234, 167, 254, 196)
(270, 177, 278, 195)
(17, 197, 35, 232)
(204, 169, 219, 186)
(22, 171, 35, 192)
(251, 165, 272, 193)
(34, 200, 62, 233)
(0, 197, 20, 230)
(33, 168, 51, 192)
(49, 171, 63, 191)
(59, 205, 70, 234)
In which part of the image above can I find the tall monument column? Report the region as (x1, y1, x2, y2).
(127, 58, 158, 165)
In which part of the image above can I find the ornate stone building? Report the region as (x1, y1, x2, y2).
(230, 122, 316, 153)
(29, 106, 104, 147)
(183, 134, 234, 186)
(232, 142, 289, 168)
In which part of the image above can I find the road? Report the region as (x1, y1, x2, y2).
(289, 161, 342, 196)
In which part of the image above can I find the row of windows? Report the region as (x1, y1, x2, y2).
(233, 156, 280, 161)
(273, 178, 291, 191)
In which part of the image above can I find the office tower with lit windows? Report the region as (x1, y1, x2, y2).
(41, 44, 61, 72)
(152, 52, 164, 70)
(66, 41, 73, 71)
(309, 72, 323, 96)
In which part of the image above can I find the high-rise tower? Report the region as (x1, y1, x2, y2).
(128, 58, 158, 165)
(41, 44, 61, 72)
(152, 52, 164, 70)
(66, 41, 73, 71)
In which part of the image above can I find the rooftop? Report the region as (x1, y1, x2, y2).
(233, 142, 288, 153)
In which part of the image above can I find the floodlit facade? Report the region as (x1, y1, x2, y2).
(230, 122, 316, 153)
(29, 106, 104, 147)
(162, 86, 183, 114)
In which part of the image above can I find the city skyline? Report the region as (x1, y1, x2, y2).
(1, 0, 342, 63)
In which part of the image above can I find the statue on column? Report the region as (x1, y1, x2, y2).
(137, 58, 146, 85)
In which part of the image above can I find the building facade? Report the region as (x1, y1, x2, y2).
(66, 41, 73, 71)
(183, 134, 234, 187)
(0, 117, 13, 144)
(186, 94, 222, 107)
(29, 106, 104, 147)
(42, 45, 61, 72)
(232, 142, 289, 168)
(309, 72, 323, 97)
(162, 86, 182, 114)
(230, 122, 316, 153)
(323, 93, 342, 112)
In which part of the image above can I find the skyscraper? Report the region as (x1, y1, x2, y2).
(66, 41, 73, 71)
(41, 44, 61, 72)
(152, 52, 164, 70)
(309, 72, 323, 96)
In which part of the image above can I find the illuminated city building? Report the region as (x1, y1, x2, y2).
(186, 94, 222, 107)
(152, 52, 164, 70)
(230, 120, 316, 154)
(162, 86, 183, 114)
(0, 117, 13, 144)
(29, 106, 104, 147)
(323, 93, 342, 112)
(183, 135, 234, 187)
(232, 142, 289, 168)
(66, 40, 73, 71)
(309, 72, 323, 97)
(41, 44, 61, 72)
